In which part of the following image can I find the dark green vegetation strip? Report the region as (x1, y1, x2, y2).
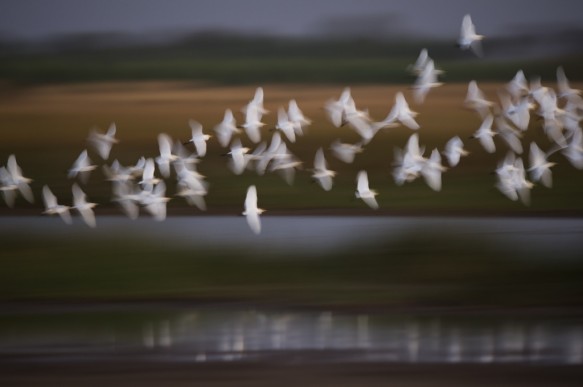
(1, 35, 582, 84)
(1, 232, 581, 307)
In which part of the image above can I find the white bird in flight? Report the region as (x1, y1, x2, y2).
(330, 139, 363, 164)
(458, 14, 484, 57)
(471, 114, 496, 153)
(413, 59, 443, 104)
(214, 109, 240, 148)
(528, 142, 556, 188)
(42, 185, 72, 224)
(72, 183, 97, 227)
(88, 123, 118, 160)
(156, 133, 179, 178)
(287, 99, 311, 136)
(377, 92, 420, 131)
(186, 120, 211, 158)
(312, 147, 336, 191)
(275, 107, 296, 143)
(243, 185, 265, 235)
(4, 154, 34, 204)
(355, 170, 379, 210)
(465, 80, 493, 117)
(68, 149, 97, 184)
(443, 136, 469, 167)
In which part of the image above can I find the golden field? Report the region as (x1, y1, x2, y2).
(0, 81, 582, 214)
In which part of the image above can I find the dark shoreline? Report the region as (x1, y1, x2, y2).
(1, 362, 582, 387)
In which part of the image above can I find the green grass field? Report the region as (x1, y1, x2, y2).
(1, 229, 582, 307)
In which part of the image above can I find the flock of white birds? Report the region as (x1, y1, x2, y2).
(1, 15, 582, 234)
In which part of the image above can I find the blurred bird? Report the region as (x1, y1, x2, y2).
(287, 99, 311, 135)
(465, 80, 493, 117)
(325, 87, 352, 127)
(185, 120, 211, 158)
(141, 181, 170, 221)
(88, 123, 118, 160)
(4, 154, 34, 204)
(72, 183, 97, 227)
(443, 136, 469, 167)
(227, 138, 250, 175)
(68, 149, 96, 184)
(42, 185, 72, 224)
(243, 185, 265, 235)
(507, 70, 530, 99)
(528, 142, 556, 188)
(457, 14, 484, 57)
(311, 147, 336, 191)
(275, 107, 296, 143)
(242, 99, 265, 143)
(421, 148, 446, 191)
(471, 114, 496, 153)
(139, 158, 161, 190)
(0, 167, 18, 207)
(556, 66, 581, 101)
(375, 92, 419, 131)
(214, 109, 240, 147)
(355, 170, 379, 210)
(330, 139, 363, 164)
(156, 133, 179, 178)
(407, 48, 429, 75)
(413, 59, 444, 104)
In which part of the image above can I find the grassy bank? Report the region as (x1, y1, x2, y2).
(0, 230, 581, 307)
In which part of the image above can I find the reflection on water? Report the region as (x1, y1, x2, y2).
(1, 306, 582, 364)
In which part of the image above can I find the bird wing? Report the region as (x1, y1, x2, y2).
(72, 183, 86, 208)
(246, 211, 261, 234)
(42, 185, 57, 210)
(158, 133, 173, 158)
(314, 148, 327, 171)
(356, 170, 369, 193)
(245, 185, 258, 213)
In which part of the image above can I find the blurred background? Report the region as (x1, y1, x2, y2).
(1, 1, 583, 385)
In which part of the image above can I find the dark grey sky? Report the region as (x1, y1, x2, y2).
(1, 0, 582, 40)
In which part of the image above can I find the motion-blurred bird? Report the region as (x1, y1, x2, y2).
(243, 185, 265, 235)
(88, 123, 118, 160)
(312, 147, 336, 191)
(443, 136, 469, 167)
(471, 114, 496, 153)
(457, 14, 484, 57)
(185, 120, 211, 158)
(42, 185, 72, 224)
(72, 183, 97, 227)
(68, 149, 96, 184)
(355, 170, 379, 210)
(214, 109, 240, 148)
